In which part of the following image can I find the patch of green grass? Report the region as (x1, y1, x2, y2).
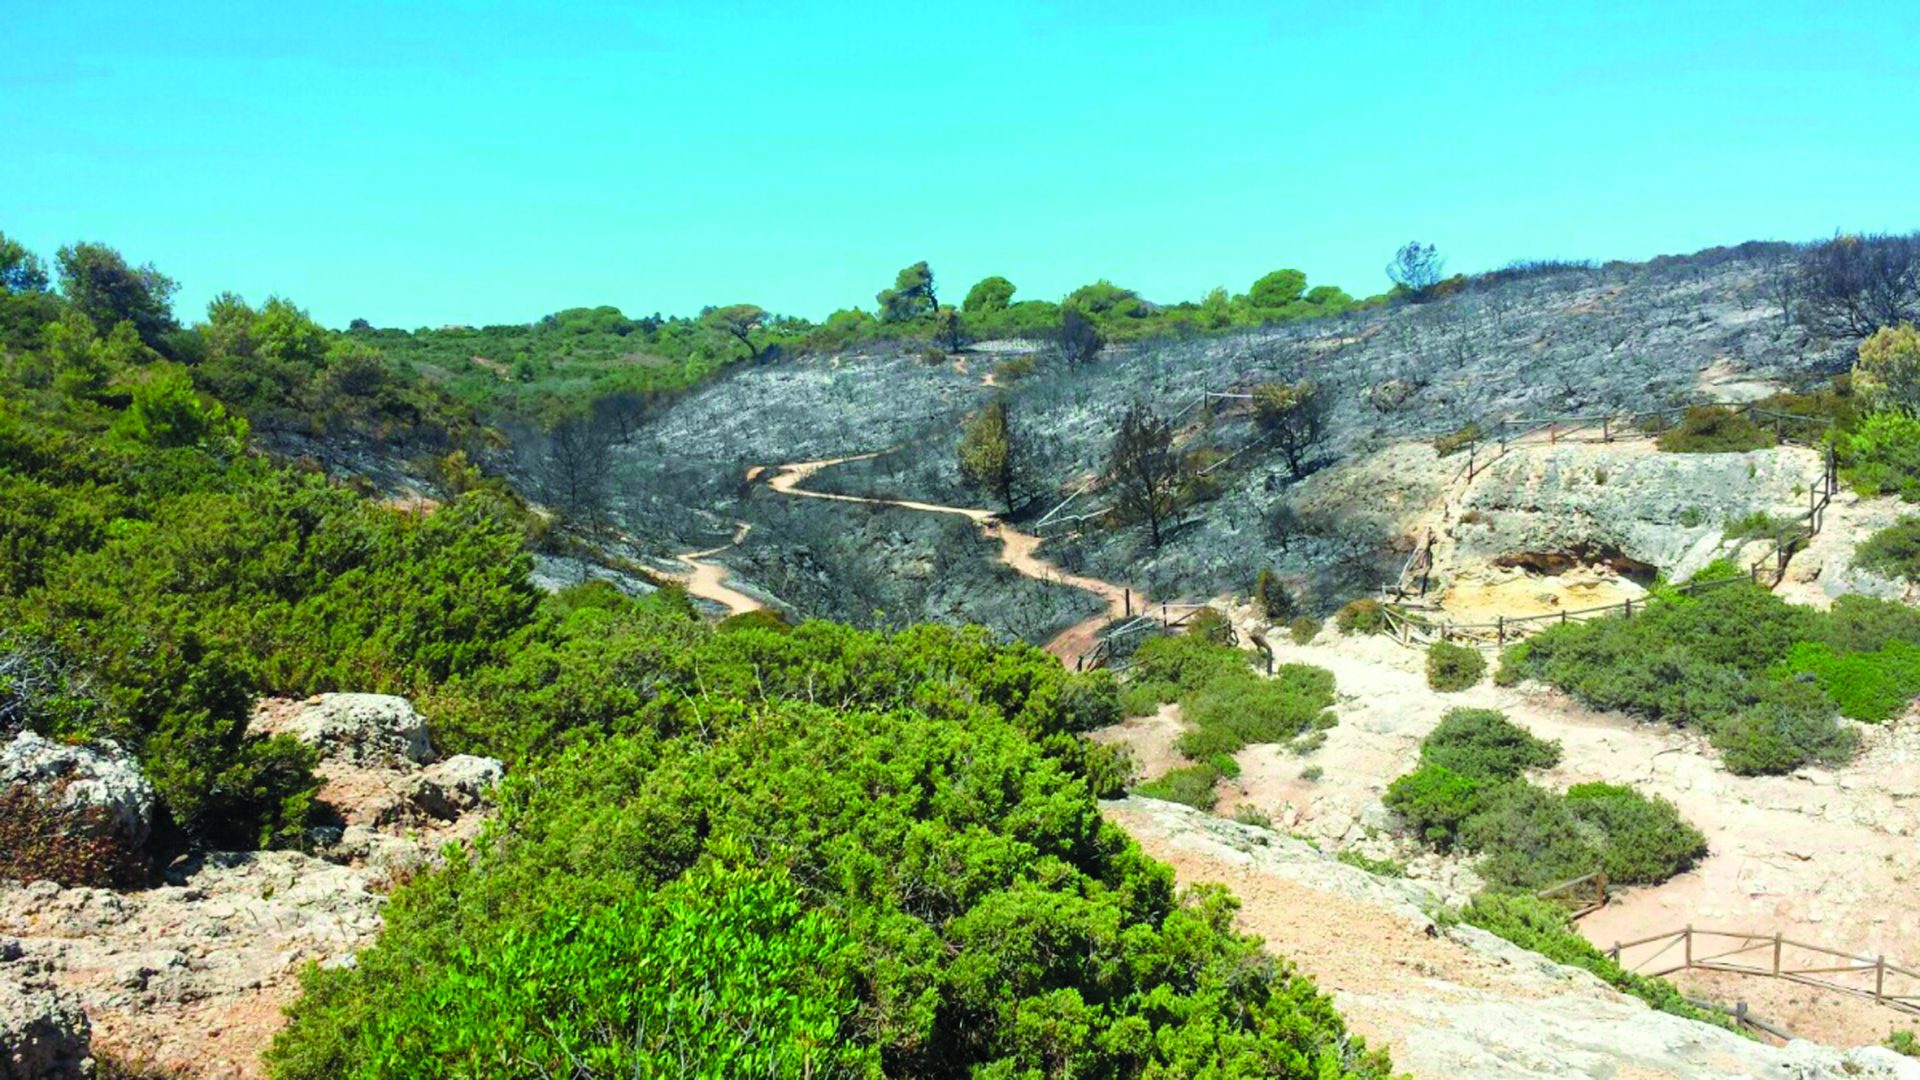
(1134, 763, 1223, 810)
(1335, 850, 1406, 877)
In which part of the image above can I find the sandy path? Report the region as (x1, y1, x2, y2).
(764, 454, 1130, 660)
(671, 521, 764, 615)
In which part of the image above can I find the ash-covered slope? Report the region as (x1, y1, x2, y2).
(606, 246, 1848, 638)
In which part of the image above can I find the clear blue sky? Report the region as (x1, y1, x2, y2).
(5, 2, 1917, 329)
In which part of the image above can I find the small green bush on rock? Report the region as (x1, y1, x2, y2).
(1426, 641, 1486, 691)
(1655, 405, 1777, 453)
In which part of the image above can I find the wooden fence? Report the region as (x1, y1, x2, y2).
(1077, 601, 1218, 671)
(1607, 927, 1920, 1017)
(1535, 871, 1608, 919)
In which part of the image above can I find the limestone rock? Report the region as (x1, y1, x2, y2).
(0, 732, 154, 852)
(407, 755, 504, 821)
(266, 694, 434, 767)
(0, 964, 91, 1080)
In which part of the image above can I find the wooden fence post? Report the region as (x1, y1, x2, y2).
(1624, 598, 1633, 620)
(1603, 417, 1611, 443)
(1124, 589, 1131, 618)
(1685, 925, 1693, 969)
(1496, 615, 1505, 646)
(1773, 932, 1782, 976)
(1736, 1001, 1749, 1029)
(1878, 956, 1886, 1001)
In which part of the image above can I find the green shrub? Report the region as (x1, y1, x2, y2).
(1721, 510, 1798, 543)
(1383, 764, 1483, 848)
(1231, 804, 1272, 828)
(1185, 606, 1236, 645)
(1460, 894, 1733, 1029)
(339, 853, 876, 1078)
(1655, 405, 1777, 453)
(1425, 641, 1486, 691)
(1420, 708, 1560, 780)
(1335, 850, 1405, 877)
(1887, 1029, 1919, 1058)
(1562, 782, 1706, 884)
(1288, 615, 1322, 645)
(1177, 663, 1336, 757)
(1838, 411, 1920, 501)
(1128, 634, 1255, 700)
(1134, 762, 1222, 810)
(1459, 782, 1598, 890)
(714, 608, 791, 633)
(1855, 516, 1920, 582)
(1709, 691, 1859, 775)
(1335, 597, 1385, 635)
(1774, 639, 1920, 722)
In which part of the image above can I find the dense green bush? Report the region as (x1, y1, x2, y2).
(1654, 405, 1777, 453)
(1419, 708, 1560, 780)
(1383, 764, 1483, 848)
(1775, 639, 1920, 721)
(1838, 411, 1920, 501)
(1562, 783, 1707, 885)
(1136, 762, 1225, 809)
(1855, 516, 1920, 581)
(1335, 597, 1385, 635)
(1425, 641, 1486, 691)
(1459, 894, 1732, 1029)
(1496, 578, 1878, 774)
(1288, 615, 1322, 645)
(1459, 782, 1598, 890)
(1176, 663, 1334, 758)
(272, 678, 1390, 1077)
(1254, 566, 1295, 620)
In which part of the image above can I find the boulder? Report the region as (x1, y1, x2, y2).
(268, 694, 434, 767)
(0, 732, 154, 853)
(0, 970, 91, 1080)
(406, 755, 504, 821)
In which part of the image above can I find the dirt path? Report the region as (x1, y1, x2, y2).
(671, 520, 765, 615)
(764, 454, 1130, 660)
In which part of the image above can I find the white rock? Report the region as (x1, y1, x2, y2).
(0, 971, 91, 1080)
(268, 694, 434, 767)
(0, 732, 154, 852)
(406, 755, 504, 821)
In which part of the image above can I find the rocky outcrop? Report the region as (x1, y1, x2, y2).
(0, 942, 91, 1080)
(0, 694, 501, 1078)
(0, 733, 154, 855)
(257, 694, 434, 768)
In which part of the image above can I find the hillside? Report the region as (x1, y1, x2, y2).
(7, 228, 1920, 1078)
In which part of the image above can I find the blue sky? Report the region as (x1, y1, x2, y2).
(4, 1, 1917, 329)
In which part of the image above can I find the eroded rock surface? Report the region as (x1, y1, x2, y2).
(0, 695, 500, 1078)
(0, 733, 154, 853)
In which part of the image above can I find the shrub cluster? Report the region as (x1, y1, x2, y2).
(1335, 597, 1386, 635)
(1425, 640, 1486, 691)
(1495, 578, 1905, 773)
(1855, 515, 1920, 582)
(1653, 405, 1777, 453)
(269, 612, 1392, 1078)
(1384, 709, 1704, 890)
(1120, 634, 1337, 809)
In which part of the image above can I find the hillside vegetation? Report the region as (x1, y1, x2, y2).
(0, 229, 1394, 1076)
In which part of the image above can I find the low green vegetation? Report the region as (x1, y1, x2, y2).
(1653, 405, 1777, 453)
(1122, 632, 1338, 809)
(1336, 597, 1386, 635)
(1496, 569, 1920, 773)
(1432, 421, 1482, 457)
(1335, 850, 1406, 878)
(1887, 1029, 1919, 1058)
(1856, 515, 1920, 582)
(1459, 894, 1733, 1030)
(1383, 709, 1704, 890)
(1425, 640, 1486, 691)
(1289, 615, 1323, 645)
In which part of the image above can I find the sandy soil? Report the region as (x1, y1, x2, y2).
(764, 453, 1130, 660)
(1087, 703, 1189, 782)
(1438, 566, 1647, 623)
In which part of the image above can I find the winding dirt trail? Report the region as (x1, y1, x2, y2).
(671, 520, 764, 616)
(765, 453, 1129, 660)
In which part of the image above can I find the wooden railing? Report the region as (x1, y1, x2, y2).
(1535, 871, 1608, 919)
(1077, 602, 1221, 671)
(1608, 926, 1920, 1016)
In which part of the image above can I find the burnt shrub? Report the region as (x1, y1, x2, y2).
(0, 784, 149, 887)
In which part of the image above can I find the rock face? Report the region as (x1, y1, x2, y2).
(259, 694, 435, 768)
(0, 732, 155, 854)
(406, 755, 505, 821)
(0, 945, 91, 1080)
